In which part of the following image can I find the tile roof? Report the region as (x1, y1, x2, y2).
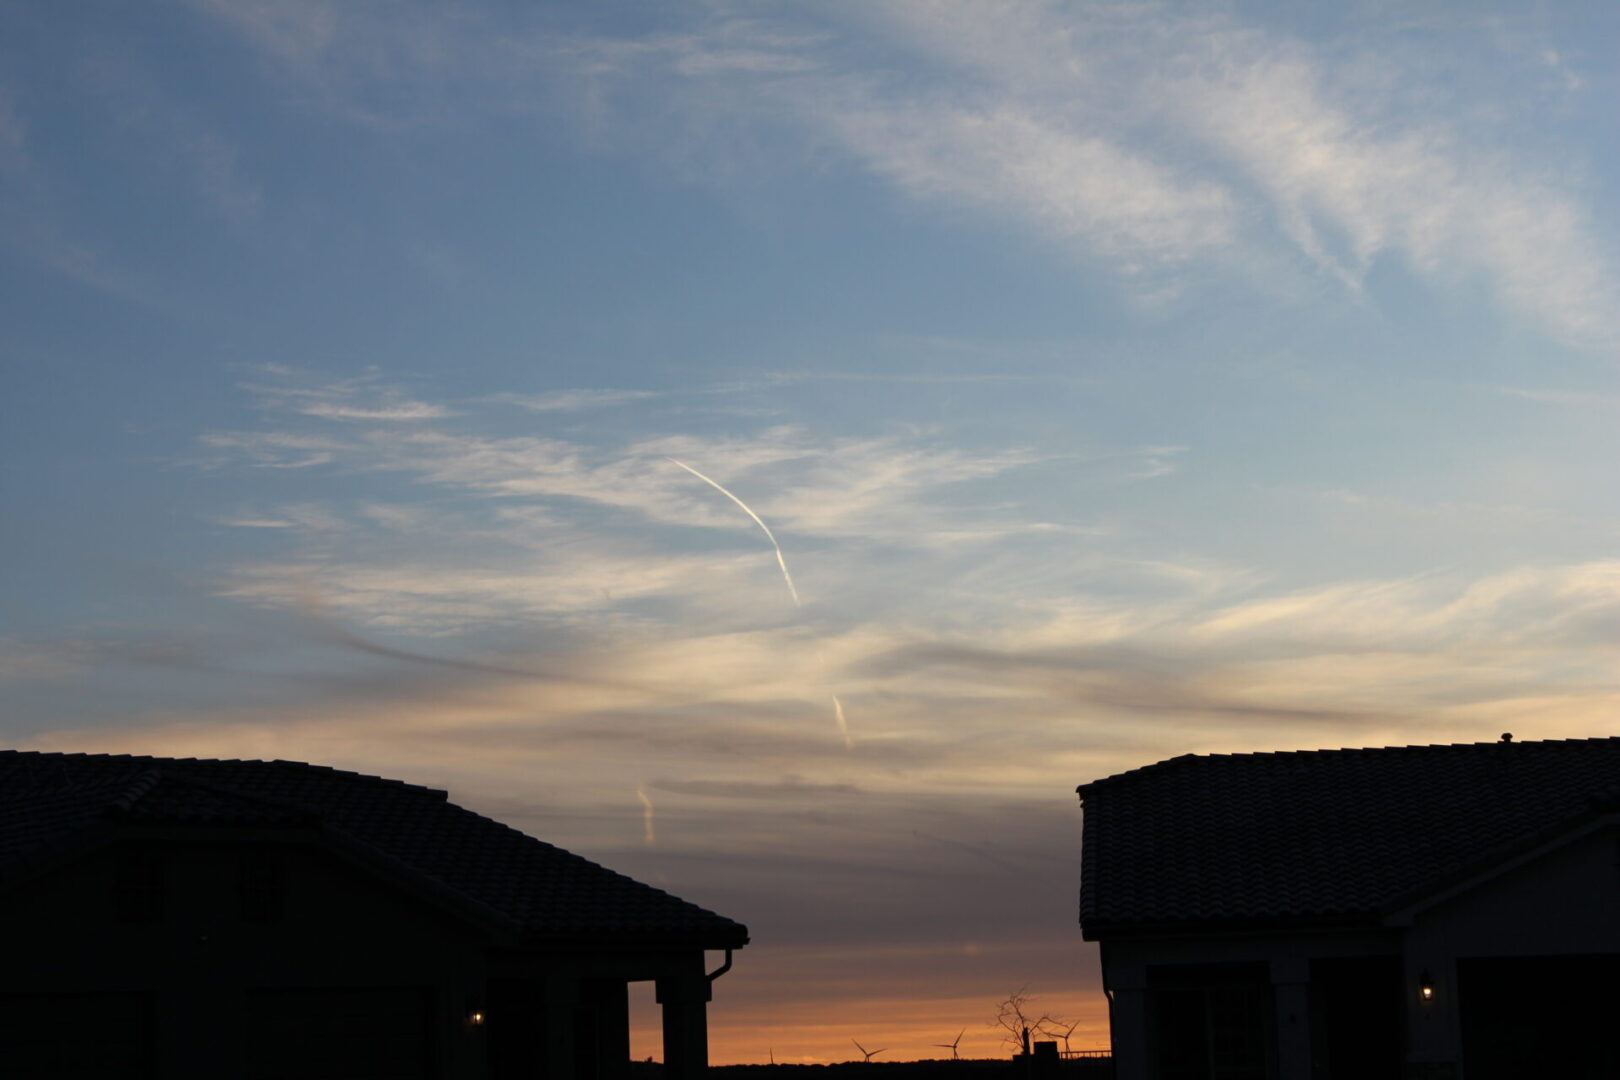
(0, 750, 747, 948)
(1077, 735, 1620, 934)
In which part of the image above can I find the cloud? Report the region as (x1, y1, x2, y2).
(186, 0, 339, 66)
(1188, 562, 1620, 652)
(1500, 386, 1620, 410)
(201, 380, 1055, 552)
(180, 2, 1618, 345)
(489, 389, 661, 412)
(216, 546, 797, 634)
(241, 369, 453, 421)
(648, 777, 862, 800)
(299, 401, 451, 421)
(0, 635, 218, 685)
(817, 97, 1237, 269)
(844, 1, 1616, 343)
(213, 503, 349, 530)
(0, 638, 99, 683)
(629, 3, 1620, 342)
(1161, 34, 1614, 344)
(183, 373, 1620, 758)
(827, 557, 1620, 765)
(195, 430, 348, 469)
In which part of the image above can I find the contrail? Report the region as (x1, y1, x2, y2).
(668, 456, 854, 748)
(667, 457, 800, 607)
(637, 785, 656, 845)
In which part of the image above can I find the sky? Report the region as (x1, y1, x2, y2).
(3, 0, 1620, 1064)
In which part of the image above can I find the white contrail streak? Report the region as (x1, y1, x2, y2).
(667, 456, 854, 748)
(832, 694, 853, 750)
(637, 785, 656, 846)
(667, 457, 801, 607)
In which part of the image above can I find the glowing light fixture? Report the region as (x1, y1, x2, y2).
(469, 1011, 486, 1026)
(1418, 971, 1435, 1003)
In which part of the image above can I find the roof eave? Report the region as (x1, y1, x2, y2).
(1081, 909, 1383, 942)
(520, 926, 749, 952)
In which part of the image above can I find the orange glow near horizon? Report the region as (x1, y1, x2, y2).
(630, 988, 1111, 1066)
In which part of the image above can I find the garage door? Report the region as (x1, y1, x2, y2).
(1460, 955, 1620, 1080)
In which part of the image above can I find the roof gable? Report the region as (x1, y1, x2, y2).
(0, 750, 747, 948)
(1078, 736, 1620, 935)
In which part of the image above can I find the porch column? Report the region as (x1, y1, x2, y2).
(656, 975, 711, 1080)
(584, 980, 631, 1080)
(542, 977, 580, 1080)
(1270, 957, 1312, 1080)
(1105, 973, 1150, 1080)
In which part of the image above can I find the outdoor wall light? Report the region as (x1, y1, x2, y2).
(466, 996, 486, 1026)
(469, 1011, 486, 1026)
(1418, 971, 1435, 1003)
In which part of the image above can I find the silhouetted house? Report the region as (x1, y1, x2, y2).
(1078, 736, 1620, 1080)
(0, 750, 747, 1080)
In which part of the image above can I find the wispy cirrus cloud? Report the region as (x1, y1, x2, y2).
(817, 96, 1237, 269)
(213, 503, 350, 530)
(1166, 37, 1614, 344)
(488, 388, 662, 412)
(1500, 386, 1620, 410)
(207, 370, 1062, 546)
(177, 1, 1619, 346)
(0, 637, 100, 683)
(195, 430, 349, 469)
(182, 1, 1618, 345)
(183, 372, 1620, 758)
(853, 1, 1616, 343)
(242, 368, 453, 421)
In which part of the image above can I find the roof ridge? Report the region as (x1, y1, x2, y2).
(108, 770, 323, 823)
(1192, 734, 1619, 760)
(1080, 734, 1620, 792)
(228, 759, 450, 801)
(1, 750, 448, 801)
(103, 767, 166, 814)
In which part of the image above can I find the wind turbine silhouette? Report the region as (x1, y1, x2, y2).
(852, 1040, 886, 1063)
(1054, 1019, 1079, 1055)
(932, 1031, 965, 1060)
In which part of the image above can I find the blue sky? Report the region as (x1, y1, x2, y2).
(4, 0, 1620, 1061)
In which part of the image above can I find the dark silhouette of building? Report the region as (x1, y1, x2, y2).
(0, 749, 747, 1079)
(1078, 735, 1620, 1080)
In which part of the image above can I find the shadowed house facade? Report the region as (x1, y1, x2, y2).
(0, 750, 747, 1080)
(1078, 736, 1620, 1080)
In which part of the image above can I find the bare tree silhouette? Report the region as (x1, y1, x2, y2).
(932, 1030, 965, 1060)
(994, 987, 1066, 1055)
(852, 1040, 887, 1063)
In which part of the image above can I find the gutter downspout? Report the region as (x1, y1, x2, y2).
(1099, 939, 1117, 1060)
(706, 949, 734, 983)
